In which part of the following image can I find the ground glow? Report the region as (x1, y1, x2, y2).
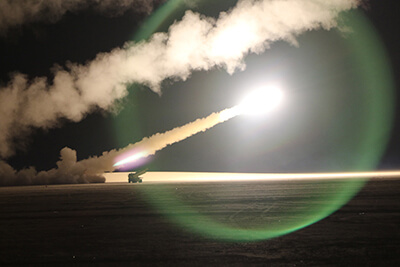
(104, 171, 400, 242)
(104, 170, 400, 183)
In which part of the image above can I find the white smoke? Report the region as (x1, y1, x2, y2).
(0, 0, 362, 185)
(0, 0, 165, 34)
(0, 0, 361, 159)
(0, 147, 105, 186)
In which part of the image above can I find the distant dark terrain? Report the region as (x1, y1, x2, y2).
(0, 178, 399, 266)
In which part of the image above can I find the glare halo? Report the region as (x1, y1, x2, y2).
(239, 85, 283, 115)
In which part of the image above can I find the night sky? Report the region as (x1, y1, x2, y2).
(1, 0, 399, 175)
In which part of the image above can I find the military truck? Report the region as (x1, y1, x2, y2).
(128, 169, 147, 183)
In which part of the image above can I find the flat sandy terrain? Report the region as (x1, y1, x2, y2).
(0, 178, 399, 266)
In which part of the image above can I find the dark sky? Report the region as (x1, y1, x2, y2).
(367, 0, 400, 169)
(1, 0, 399, 173)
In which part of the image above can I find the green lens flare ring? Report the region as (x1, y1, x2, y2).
(122, 2, 394, 242)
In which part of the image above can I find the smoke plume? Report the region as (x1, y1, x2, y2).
(0, 0, 165, 34)
(0, 147, 105, 186)
(0, 0, 361, 159)
(0, 0, 362, 185)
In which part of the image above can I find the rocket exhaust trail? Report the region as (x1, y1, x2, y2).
(114, 106, 242, 167)
(114, 86, 281, 167)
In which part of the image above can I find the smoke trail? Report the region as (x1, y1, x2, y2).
(0, 106, 240, 186)
(0, 0, 361, 159)
(115, 106, 241, 167)
(0, 0, 165, 34)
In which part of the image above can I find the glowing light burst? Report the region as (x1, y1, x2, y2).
(238, 85, 283, 115)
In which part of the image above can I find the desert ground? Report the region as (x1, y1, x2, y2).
(0, 177, 399, 266)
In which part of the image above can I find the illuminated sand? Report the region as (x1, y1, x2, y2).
(104, 171, 400, 183)
(0, 178, 399, 265)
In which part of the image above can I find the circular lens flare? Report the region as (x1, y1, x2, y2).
(239, 85, 283, 115)
(129, 6, 394, 242)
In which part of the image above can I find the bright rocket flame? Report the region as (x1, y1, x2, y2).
(113, 151, 146, 167)
(238, 85, 283, 115)
(219, 85, 284, 119)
